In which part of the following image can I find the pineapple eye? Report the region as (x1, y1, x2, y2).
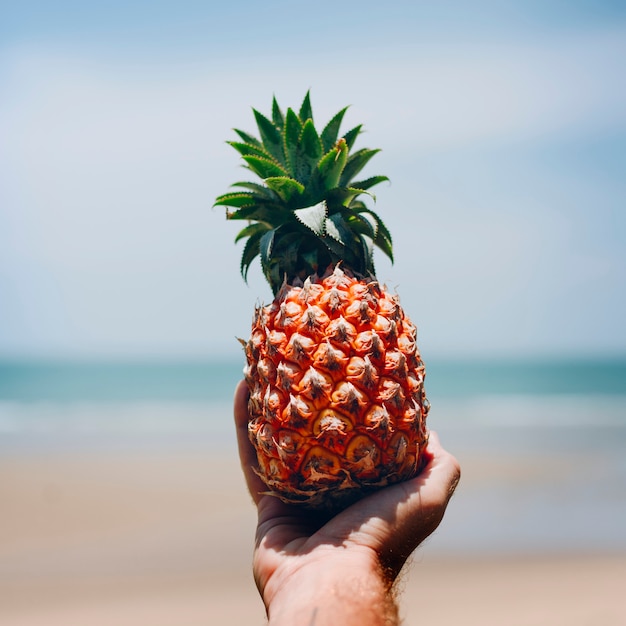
(313, 409, 353, 436)
(297, 367, 333, 401)
(346, 435, 379, 461)
(331, 381, 368, 415)
(276, 429, 303, 454)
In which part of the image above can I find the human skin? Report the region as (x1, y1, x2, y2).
(234, 380, 461, 625)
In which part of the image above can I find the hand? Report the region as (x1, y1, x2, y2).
(234, 380, 461, 626)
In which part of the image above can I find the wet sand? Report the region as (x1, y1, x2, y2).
(1, 448, 625, 625)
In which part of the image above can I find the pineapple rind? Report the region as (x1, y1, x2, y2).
(243, 266, 430, 510)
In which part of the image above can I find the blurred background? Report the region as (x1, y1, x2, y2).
(1, 1, 625, 625)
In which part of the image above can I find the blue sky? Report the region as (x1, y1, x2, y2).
(1, 1, 625, 360)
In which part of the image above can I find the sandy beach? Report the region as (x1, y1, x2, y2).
(1, 445, 625, 626)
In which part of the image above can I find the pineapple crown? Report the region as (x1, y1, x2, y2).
(214, 92, 393, 295)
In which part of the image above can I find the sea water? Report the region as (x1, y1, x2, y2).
(1, 357, 624, 444)
(1, 357, 625, 555)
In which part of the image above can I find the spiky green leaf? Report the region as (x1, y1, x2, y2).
(243, 155, 289, 179)
(350, 175, 390, 192)
(253, 109, 285, 164)
(226, 204, 288, 223)
(234, 129, 263, 148)
(227, 141, 271, 160)
(325, 186, 371, 209)
(359, 234, 375, 272)
(264, 176, 305, 203)
(294, 202, 327, 236)
(234, 222, 270, 243)
(315, 139, 349, 191)
(271, 96, 284, 130)
(339, 149, 381, 187)
(287, 119, 322, 184)
(230, 181, 277, 200)
(213, 192, 256, 208)
(348, 199, 368, 212)
(342, 124, 362, 150)
(259, 229, 275, 274)
(320, 106, 348, 152)
(374, 231, 393, 263)
(353, 207, 393, 262)
(299, 91, 313, 123)
(360, 207, 393, 246)
(320, 233, 359, 268)
(325, 213, 353, 247)
(240, 231, 263, 282)
(283, 108, 302, 171)
(300, 119, 323, 161)
(348, 211, 377, 239)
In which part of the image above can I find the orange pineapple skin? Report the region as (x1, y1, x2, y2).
(243, 266, 430, 508)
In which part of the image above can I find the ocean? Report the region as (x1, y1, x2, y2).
(1, 357, 624, 440)
(1, 357, 625, 556)
(2, 357, 626, 403)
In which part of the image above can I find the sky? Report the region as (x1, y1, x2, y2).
(1, 1, 625, 361)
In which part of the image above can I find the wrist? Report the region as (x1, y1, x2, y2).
(263, 551, 398, 626)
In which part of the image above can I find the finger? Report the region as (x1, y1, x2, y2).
(328, 431, 460, 573)
(233, 380, 267, 504)
(376, 430, 461, 558)
(424, 430, 461, 500)
(394, 430, 461, 530)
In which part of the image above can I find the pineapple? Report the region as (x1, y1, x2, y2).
(215, 93, 430, 508)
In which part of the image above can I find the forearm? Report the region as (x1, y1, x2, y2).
(265, 561, 398, 626)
